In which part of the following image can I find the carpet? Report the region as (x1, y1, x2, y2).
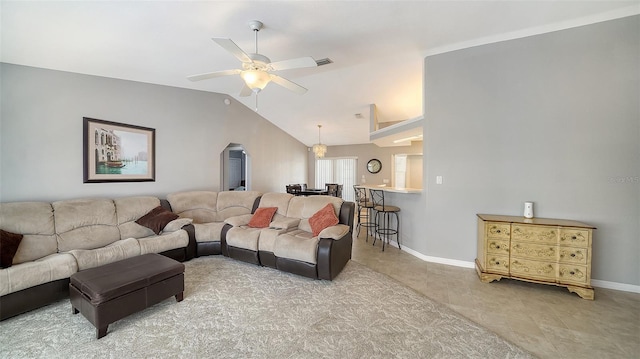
(0, 257, 534, 358)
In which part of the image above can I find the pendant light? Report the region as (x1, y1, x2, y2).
(312, 125, 327, 158)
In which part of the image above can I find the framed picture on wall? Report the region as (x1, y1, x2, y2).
(83, 117, 156, 183)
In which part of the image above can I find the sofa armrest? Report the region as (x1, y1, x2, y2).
(270, 216, 300, 230)
(225, 214, 253, 227)
(162, 218, 193, 233)
(339, 201, 355, 228)
(317, 231, 353, 280)
(318, 224, 350, 240)
(181, 224, 197, 261)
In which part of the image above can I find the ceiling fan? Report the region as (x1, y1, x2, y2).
(187, 20, 318, 97)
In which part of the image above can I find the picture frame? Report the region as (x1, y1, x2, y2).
(83, 117, 155, 183)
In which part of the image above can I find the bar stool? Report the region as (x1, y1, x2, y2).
(369, 189, 401, 251)
(353, 186, 375, 242)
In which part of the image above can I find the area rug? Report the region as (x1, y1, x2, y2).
(0, 257, 534, 358)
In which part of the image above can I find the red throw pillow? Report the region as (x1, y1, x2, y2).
(1, 229, 24, 268)
(136, 206, 179, 235)
(309, 203, 339, 237)
(248, 207, 278, 228)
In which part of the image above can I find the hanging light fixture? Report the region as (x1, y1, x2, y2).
(240, 22, 271, 93)
(312, 124, 327, 158)
(240, 69, 271, 92)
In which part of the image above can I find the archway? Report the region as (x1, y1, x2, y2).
(221, 143, 250, 191)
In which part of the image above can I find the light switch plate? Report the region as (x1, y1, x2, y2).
(436, 176, 443, 185)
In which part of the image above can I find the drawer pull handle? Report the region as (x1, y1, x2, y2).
(496, 230, 501, 233)
(572, 236, 577, 240)
(570, 271, 575, 275)
(570, 253, 576, 257)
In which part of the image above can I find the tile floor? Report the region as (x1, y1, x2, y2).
(351, 233, 640, 359)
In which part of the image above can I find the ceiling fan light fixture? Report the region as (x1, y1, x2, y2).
(241, 69, 271, 91)
(312, 124, 327, 158)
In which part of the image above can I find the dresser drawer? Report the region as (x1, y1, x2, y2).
(559, 228, 590, 248)
(510, 258, 556, 281)
(486, 239, 510, 256)
(511, 242, 557, 261)
(486, 223, 510, 240)
(512, 224, 558, 245)
(558, 264, 589, 285)
(485, 255, 509, 275)
(558, 247, 588, 265)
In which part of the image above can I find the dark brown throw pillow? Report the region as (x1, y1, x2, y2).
(1, 229, 24, 268)
(135, 206, 179, 235)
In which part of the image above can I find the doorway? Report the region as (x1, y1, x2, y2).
(221, 143, 250, 191)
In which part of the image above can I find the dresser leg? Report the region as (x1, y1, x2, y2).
(567, 285, 594, 300)
(475, 262, 504, 283)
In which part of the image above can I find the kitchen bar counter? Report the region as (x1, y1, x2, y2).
(355, 185, 422, 194)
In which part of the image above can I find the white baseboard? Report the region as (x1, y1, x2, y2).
(591, 279, 640, 294)
(394, 243, 640, 294)
(400, 245, 475, 269)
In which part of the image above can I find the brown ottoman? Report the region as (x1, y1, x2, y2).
(69, 253, 185, 339)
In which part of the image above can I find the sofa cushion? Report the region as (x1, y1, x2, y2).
(226, 227, 261, 251)
(193, 222, 226, 242)
(248, 207, 277, 228)
(274, 234, 320, 264)
(167, 191, 218, 223)
(53, 198, 120, 252)
(309, 203, 340, 237)
(216, 191, 262, 221)
(257, 192, 294, 217)
(69, 237, 141, 271)
(0, 253, 78, 296)
(115, 196, 162, 239)
(256, 228, 290, 253)
(135, 206, 179, 235)
(0, 229, 23, 268)
(0, 202, 58, 264)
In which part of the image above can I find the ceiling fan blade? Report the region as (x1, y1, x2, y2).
(269, 57, 317, 71)
(270, 74, 308, 95)
(239, 84, 253, 97)
(212, 38, 253, 63)
(187, 69, 241, 82)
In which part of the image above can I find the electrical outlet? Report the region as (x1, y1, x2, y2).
(383, 179, 389, 184)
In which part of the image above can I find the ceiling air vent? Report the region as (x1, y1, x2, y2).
(315, 58, 333, 66)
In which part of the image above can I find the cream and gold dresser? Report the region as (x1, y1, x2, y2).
(476, 214, 596, 299)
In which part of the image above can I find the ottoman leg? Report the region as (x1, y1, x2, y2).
(97, 326, 108, 339)
(72, 307, 79, 314)
(175, 292, 184, 302)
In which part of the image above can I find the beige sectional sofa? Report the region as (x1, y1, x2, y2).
(1, 190, 355, 321)
(0, 196, 194, 320)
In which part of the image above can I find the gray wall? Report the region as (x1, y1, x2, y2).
(0, 64, 308, 202)
(423, 16, 639, 286)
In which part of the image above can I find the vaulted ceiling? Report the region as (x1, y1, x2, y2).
(2, 1, 637, 146)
